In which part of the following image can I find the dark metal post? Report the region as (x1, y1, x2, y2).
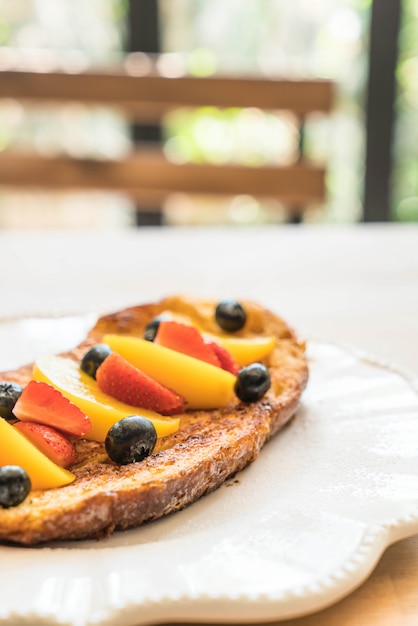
(288, 117, 305, 224)
(127, 0, 164, 225)
(363, 0, 402, 221)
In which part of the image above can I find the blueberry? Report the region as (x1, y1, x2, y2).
(215, 300, 247, 332)
(105, 415, 157, 465)
(0, 382, 23, 421)
(234, 363, 271, 403)
(143, 315, 169, 342)
(0, 465, 31, 508)
(80, 344, 112, 379)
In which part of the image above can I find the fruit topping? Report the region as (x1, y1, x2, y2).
(155, 320, 221, 367)
(103, 334, 236, 410)
(105, 415, 157, 465)
(13, 381, 92, 438)
(96, 352, 186, 416)
(215, 300, 247, 332)
(143, 315, 170, 342)
(0, 465, 31, 508)
(80, 344, 112, 379)
(0, 416, 75, 490)
(0, 382, 23, 421)
(33, 355, 180, 441)
(207, 335, 276, 366)
(234, 363, 271, 403)
(204, 339, 239, 374)
(14, 422, 77, 468)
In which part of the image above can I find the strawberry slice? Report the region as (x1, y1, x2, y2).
(13, 381, 92, 438)
(205, 339, 240, 375)
(155, 321, 221, 367)
(96, 352, 186, 416)
(14, 421, 77, 468)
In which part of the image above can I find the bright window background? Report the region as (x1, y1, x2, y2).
(0, 0, 132, 229)
(159, 0, 368, 225)
(0, 1, 416, 227)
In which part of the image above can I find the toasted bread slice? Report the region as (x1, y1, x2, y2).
(0, 296, 308, 545)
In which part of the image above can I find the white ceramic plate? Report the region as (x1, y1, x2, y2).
(1, 318, 418, 626)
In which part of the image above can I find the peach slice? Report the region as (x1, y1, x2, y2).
(206, 335, 276, 366)
(0, 417, 75, 491)
(103, 335, 236, 410)
(32, 356, 180, 442)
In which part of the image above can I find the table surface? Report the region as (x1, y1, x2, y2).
(0, 223, 417, 625)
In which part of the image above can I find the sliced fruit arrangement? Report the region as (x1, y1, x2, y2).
(143, 314, 172, 342)
(33, 355, 181, 441)
(80, 343, 112, 380)
(205, 334, 276, 367)
(0, 297, 276, 508)
(103, 300, 275, 410)
(145, 306, 275, 367)
(14, 422, 77, 468)
(203, 338, 239, 375)
(155, 320, 221, 367)
(0, 381, 85, 496)
(103, 334, 237, 410)
(154, 320, 239, 374)
(96, 352, 186, 416)
(13, 381, 92, 438)
(0, 416, 75, 491)
(7, 380, 91, 474)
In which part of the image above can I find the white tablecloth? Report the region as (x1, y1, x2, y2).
(1, 223, 417, 374)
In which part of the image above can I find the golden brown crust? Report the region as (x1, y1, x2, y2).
(0, 296, 308, 545)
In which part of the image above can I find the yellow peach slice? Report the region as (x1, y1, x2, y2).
(32, 356, 180, 442)
(0, 417, 75, 491)
(207, 335, 276, 366)
(103, 335, 236, 410)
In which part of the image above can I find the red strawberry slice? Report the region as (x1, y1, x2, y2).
(155, 321, 221, 367)
(14, 421, 77, 468)
(205, 339, 240, 375)
(13, 381, 92, 437)
(96, 352, 186, 416)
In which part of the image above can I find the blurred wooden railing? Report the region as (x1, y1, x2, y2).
(0, 65, 335, 219)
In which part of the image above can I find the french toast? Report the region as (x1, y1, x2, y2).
(0, 295, 308, 545)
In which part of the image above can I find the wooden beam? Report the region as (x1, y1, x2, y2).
(0, 153, 326, 204)
(0, 70, 335, 119)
